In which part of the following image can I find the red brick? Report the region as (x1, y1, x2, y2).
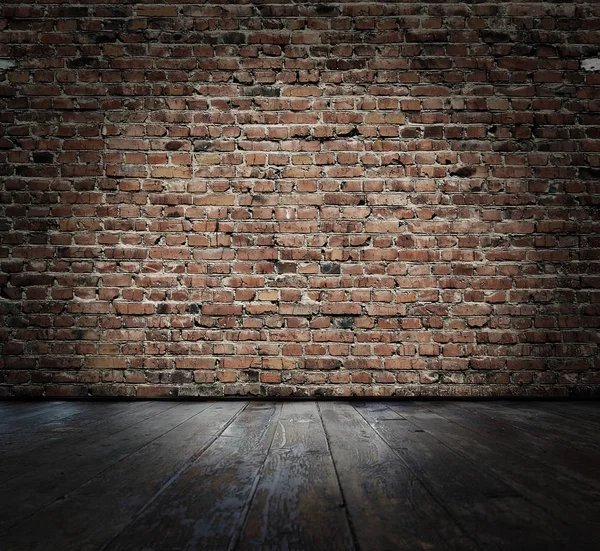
(304, 358, 342, 370)
(0, 1, 595, 399)
(136, 5, 178, 17)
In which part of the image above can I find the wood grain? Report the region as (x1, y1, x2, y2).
(0, 401, 213, 531)
(0, 400, 598, 551)
(319, 401, 478, 551)
(2, 401, 246, 551)
(238, 401, 355, 551)
(104, 402, 281, 551)
(356, 402, 576, 551)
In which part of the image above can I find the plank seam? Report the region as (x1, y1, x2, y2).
(0, 401, 218, 537)
(227, 402, 283, 551)
(317, 401, 362, 551)
(95, 401, 250, 551)
(351, 403, 481, 551)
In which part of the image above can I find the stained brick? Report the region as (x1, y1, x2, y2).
(0, 0, 597, 399)
(136, 5, 178, 17)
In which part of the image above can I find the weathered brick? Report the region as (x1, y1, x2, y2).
(305, 358, 342, 370)
(136, 5, 178, 17)
(0, 0, 597, 399)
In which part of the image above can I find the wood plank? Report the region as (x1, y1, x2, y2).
(0, 400, 597, 551)
(0, 402, 148, 460)
(318, 402, 478, 551)
(0, 401, 214, 531)
(467, 401, 600, 449)
(355, 402, 577, 551)
(19, 401, 139, 433)
(0, 402, 93, 432)
(525, 401, 600, 428)
(388, 402, 600, 550)
(0, 401, 62, 417)
(431, 401, 600, 489)
(0, 401, 51, 414)
(237, 401, 355, 551)
(103, 402, 282, 551)
(1, 401, 247, 551)
(0, 401, 176, 482)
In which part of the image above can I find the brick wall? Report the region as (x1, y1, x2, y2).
(1, 1, 599, 398)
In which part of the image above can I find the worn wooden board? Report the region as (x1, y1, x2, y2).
(356, 402, 577, 551)
(0, 401, 213, 531)
(0, 402, 93, 433)
(0, 401, 176, 480)
(104, 402, 282, 551)
(319, 402, 478, 551)
(237, 401, 355, 551)
(465, 401, 600, 449)
(2, 401, 247, 551)
(388, 402, 600, 550)
(14, 402, 135, 433)
(0, 401, 65, 418)
(0, 403, 137, 465)
(0, 403, 170, 464)
(534, 402, 600, 428)
(0, 400, 598, 551)
(434, 401, 600, 489)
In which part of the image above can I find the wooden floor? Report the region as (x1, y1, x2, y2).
(0, 401, 599, 551)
